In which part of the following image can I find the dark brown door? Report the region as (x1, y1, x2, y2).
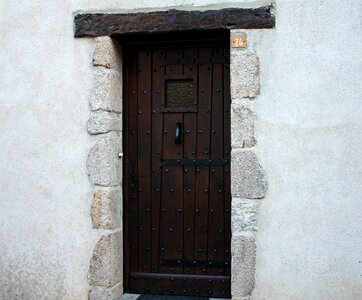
(123, 35, 231, 298)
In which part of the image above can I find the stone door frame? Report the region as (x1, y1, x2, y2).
(77, 7, 273, 300)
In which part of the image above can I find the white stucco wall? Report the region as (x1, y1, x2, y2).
(0, 0, 361, 299)
(251, 1, 362, 298)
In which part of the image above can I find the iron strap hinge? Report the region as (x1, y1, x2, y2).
(162, 56, 229, 65)
(161, 158, 229, 167)
(161, 259, 231, 268)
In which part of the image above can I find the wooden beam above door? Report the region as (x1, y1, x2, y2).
(74, 7, 275, 38)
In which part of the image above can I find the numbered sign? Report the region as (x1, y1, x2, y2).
(231, 33, 247, 49)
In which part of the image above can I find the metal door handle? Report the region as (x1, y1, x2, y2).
(175, 121, 182, 144)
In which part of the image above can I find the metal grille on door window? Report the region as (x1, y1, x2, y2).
(165, 79, 193, 109)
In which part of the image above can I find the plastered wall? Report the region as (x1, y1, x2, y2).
(250, 1, 362, 298)
(0, 0, 361, 299)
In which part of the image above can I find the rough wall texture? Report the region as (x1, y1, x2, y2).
(86, 36, 123, 300)
(88, 231, 123, 287)
(90, 69, 122, 112)
(87, 134, 122, 186)
(231, 104, 256, 148)
(231, 235, 257, 298)
(0, 0, 361, 300)
(231, 149, 267, 199)
(246, 1, 362, 299)
(89, 283, 123, 300)
(230, 52, 260, 99)
(91, 187, 122, 230)
(229, 29, 267, 298)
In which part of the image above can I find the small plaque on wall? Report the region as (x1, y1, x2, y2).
(232, 33, 247, 49)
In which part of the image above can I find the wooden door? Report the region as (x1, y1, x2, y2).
(124, 36, 231, 298)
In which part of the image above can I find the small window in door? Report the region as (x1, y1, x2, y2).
(162, 75, 197, 112)
(166, 79, 193, 109)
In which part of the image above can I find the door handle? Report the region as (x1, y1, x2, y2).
(175, 121, 182, 144)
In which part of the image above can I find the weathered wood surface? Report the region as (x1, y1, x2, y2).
(123, 42, 232, 297)
(74, 7, 275, 37)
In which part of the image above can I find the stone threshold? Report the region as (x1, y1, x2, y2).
(118, 294, 231, 300)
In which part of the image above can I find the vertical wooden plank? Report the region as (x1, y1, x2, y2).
(182, 47, 198, 275)
(223, 46, 232, 277)
(151, 49, 164, 273)
(123, 48, 130, 290)
(194, 47, 213, 275)
(208, 46, 225, 276)
(137, 49, 152, 273)
(127, 48, 139, 278)
(159, 48, 184, 274)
